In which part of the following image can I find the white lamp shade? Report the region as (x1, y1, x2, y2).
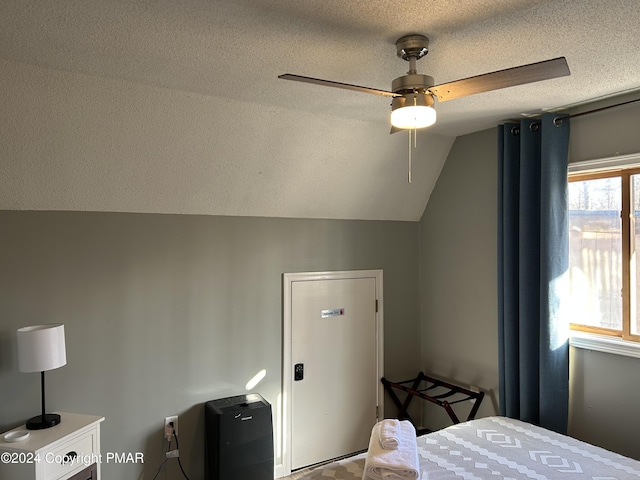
(390, 105, 437, 129)
(17, 324, 67, 373)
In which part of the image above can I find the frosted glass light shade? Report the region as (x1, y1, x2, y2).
(390, 105, 437, 129)
(17, 324, 67, 373)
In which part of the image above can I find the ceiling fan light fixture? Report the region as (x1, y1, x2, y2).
(391, 105, 436, 129)
(390, 93, 436, 129)
(280, 33, 569, 135)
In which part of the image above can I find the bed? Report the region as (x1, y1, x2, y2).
(296, 416, 640, 479)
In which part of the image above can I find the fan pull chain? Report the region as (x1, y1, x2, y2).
(407, 128, 412, 184)
(406, 126, 419, 184)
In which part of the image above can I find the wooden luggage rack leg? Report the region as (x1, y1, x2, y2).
(381, 371, 484, 433)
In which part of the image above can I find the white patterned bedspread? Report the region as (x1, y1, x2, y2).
(297, 416, 640, 479)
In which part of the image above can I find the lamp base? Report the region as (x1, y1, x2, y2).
(26, 413, 61, 430)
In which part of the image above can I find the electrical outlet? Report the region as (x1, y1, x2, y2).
(164, 415, 178, 441)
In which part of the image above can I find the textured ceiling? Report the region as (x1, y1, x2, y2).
(1, 0, 640, 220)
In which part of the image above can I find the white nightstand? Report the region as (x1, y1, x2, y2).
(0, 413, 104, 480)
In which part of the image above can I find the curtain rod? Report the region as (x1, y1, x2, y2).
(510, 96, 640, 131)
(568, 96, 640, 120)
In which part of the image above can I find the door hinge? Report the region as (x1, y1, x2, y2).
(375, 299, 378, 313)
(376, 405, 379, 420)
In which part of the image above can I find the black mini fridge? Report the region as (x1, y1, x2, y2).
(205, 393, 274, 480)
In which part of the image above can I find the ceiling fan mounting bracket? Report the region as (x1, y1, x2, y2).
(396, 34, 429, 62)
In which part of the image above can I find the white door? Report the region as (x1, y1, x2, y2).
(283, 270, 383, 473)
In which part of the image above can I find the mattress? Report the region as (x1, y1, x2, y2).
(296, 416, 640, 479)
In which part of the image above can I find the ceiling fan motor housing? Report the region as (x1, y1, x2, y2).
(391, 90, 435, 112)
(392, 74, 435, 94)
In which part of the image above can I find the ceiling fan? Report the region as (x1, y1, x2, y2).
(279, 34, 570, 131)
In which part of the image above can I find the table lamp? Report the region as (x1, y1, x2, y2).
(17, 324, 67, 430)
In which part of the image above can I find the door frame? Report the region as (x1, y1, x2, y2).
(280, 269, 384, 476)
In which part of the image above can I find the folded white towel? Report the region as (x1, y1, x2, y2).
(364, 420, 419, 480)
(381, 471, 409, 480)
(378, 419, 400, 450)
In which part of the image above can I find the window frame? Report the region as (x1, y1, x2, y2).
(568, 153, 640, 350)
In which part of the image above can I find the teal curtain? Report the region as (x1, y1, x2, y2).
(497, 113, 570, 434)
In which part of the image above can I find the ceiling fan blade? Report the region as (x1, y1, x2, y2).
(279, 74, 399, 98)
(429, 57, 570, 102)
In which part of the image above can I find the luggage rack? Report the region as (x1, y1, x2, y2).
(381, 371, 484, 434)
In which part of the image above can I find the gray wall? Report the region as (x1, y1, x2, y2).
(418, 128, 499, 430)
(0, 211, 420, 479)
(418, 92, 640, 457)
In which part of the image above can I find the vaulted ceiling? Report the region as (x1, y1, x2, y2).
(1, 0, 639, 220)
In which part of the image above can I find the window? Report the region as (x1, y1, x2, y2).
(568, 167, 640, 342)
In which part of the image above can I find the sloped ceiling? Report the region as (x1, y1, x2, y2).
(1, 0, 639, 220)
